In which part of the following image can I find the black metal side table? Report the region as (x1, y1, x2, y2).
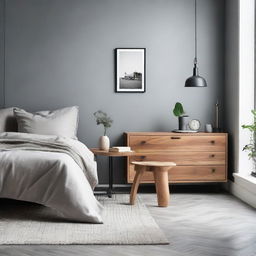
(90, 148, 135, 198)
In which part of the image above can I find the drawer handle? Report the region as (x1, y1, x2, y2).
(140, 156, 146, 160)
(211, 168, 216, 173)
(171, 137, 181, 139)
(140, 141, 146, 144)
(210, 140, 215, 144)
(210, 154, 215, 158)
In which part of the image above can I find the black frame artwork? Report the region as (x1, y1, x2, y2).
(115, 48, 146, 93)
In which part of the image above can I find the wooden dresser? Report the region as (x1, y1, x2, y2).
(124, 132, 228, 183)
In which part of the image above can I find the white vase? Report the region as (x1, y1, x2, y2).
(99, 136, 110, 151)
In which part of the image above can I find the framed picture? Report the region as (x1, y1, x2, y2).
(115, 48, 146, 93)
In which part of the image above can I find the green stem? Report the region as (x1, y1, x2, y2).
(104, 127, 107, 136)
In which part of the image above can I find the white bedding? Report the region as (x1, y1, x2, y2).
(0, 132, 103, 223)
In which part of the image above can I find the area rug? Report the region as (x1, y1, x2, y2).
(0, 194, 168, 245)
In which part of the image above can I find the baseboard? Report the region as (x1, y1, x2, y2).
(228, 177, 256, 208)
(96, 184, 131, 188)
(95, 183, 224, 193)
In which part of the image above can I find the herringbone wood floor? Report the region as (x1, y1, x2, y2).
(0, 193, 256, 256)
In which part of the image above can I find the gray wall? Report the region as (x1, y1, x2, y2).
(0, 0, 225, 184)
(224, 0, 239, 179)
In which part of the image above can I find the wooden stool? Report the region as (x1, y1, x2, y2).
(130, 161, 176, 207)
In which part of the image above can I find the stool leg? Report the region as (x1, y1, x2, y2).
(153, 168, 170, 207)
(130, 167, 145, 205)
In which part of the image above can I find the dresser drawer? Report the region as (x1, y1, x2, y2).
(129, 135, 226, 152)
(129, 152, 225, 165)
(128, 165, 226, 183)
(169, 166, 226, 181)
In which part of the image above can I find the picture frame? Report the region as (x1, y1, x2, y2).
(115, 48, 146, 93)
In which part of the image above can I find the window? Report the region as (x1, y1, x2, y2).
(238, 0, 255, 175)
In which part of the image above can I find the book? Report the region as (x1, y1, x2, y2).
(109, 146, 132, 152)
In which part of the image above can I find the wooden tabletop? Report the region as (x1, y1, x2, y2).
(90, 148, 136, 157)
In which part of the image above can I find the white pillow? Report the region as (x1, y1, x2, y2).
(14, 106, 79, 139)
(0, 107, 18, 133)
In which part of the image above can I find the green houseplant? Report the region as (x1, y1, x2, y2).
(242, 109, 256, 177)
(94, 110, 113, 150)
(173, 102, 189, 130)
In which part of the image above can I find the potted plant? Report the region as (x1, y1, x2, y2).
(94, 110, 113, 151)
(173, 102, 189, 130)
(242, 109, 256, 177)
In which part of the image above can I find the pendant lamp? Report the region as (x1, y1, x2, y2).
(185, 0, 207, 87)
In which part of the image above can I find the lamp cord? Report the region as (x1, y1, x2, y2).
(194, 0, 197, 65)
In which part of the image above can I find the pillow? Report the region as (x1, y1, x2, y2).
(14, 106, 79, 139)
(0, 107, 18, 133)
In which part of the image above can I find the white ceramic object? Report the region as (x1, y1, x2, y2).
(205, 124, 213, 133)
(99, 136, 110, 150)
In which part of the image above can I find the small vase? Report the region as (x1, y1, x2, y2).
(99, 136, 110, 151)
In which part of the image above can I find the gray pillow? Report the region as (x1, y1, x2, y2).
(14, 106, 79, 139)
(0, 107, 18, 133)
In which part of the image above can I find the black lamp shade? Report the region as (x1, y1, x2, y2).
(185, 64, 207, 87)
(185, 75, 207, 87)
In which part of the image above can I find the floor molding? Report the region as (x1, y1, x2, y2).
(95, 183, 224, 193)
(228, 178, 256, 208)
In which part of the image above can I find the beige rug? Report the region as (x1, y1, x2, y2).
(0, 194, 168, 245)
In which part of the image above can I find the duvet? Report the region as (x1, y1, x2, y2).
(0, 132, 103, 223)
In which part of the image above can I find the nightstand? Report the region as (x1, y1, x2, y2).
(90, 148, 135, 198)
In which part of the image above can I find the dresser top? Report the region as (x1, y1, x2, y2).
(124, 132, 227, 136)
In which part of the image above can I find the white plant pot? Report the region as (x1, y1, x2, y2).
(99, 136, 110, 151)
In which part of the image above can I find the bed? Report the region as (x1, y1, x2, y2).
(0, 107, 103, 223)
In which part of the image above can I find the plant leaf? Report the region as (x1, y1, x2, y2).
(173, 102, 185, 117)
(93, 110, 113, 132)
